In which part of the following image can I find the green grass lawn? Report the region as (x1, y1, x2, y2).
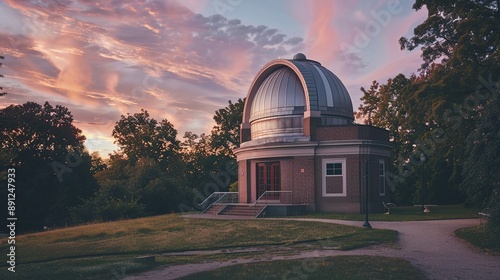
(455, 224, 500, 254)
(298, 205, 479, 221)
(180, 255, 426, 280)
(0, 214, 398, 280)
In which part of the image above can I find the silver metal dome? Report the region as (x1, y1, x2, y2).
(250, 67, 305, 139)
(243, 54, 354, 141)
(288, 58, 353, 120)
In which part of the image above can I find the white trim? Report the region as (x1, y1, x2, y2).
(322, 158, 347, 197)
(236, 145, 316, 161)
(235, 140, 392, 161)
(379, 159, 386, 196)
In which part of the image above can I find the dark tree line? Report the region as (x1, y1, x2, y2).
(0, 102, 98, 232)
(0, 99, 244, 231)
(357, 0, 499, 234)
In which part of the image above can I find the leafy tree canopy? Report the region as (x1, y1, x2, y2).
(358, 1, 499, 208)
(112, 109, 182, 175)
(400, 0, 499, 72)
(0, 101, 97, 231)
(1, 101, 85, 165)
(210, 98, 245, 157)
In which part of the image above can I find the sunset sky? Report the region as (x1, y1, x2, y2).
(0, 0, 427, 156)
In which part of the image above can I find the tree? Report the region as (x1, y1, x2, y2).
(461, 90, 500, 234)
(90, 151, 107, 175)
(179, 99, 244, 194)
(356, 81, 380, 126)
(355, 0, 499, 212)
(357, 74, 414, 159)
(181, 132, 213, 178)
(209, 99, 244, 188)
(356, 69, 472, 206)
(130, 158, 186, 214)
(73, 111, 190, 222)
(399, 0, 499, 72)
(181, 132, 222, 192)
(210, 98, 245, 157)
(112, 109, 183, 177)
(74, 155, 187, 222)
(0, 102, 98, 231)
(357, 74, 419, 203)
(399, 0, 499, 205)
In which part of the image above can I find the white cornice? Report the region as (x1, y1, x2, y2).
(235, 140, 392, 161)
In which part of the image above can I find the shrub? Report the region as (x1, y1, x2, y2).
(229, 181, 238, 192)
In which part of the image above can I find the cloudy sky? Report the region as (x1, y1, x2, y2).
(0, 0, 427, 156)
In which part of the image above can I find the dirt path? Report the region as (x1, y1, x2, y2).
(291, 218, 500, 280)
(125, 218, 499, 280)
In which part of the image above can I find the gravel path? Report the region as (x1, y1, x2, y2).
(125, 217, 499, 280)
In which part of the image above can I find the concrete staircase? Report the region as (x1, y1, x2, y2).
(218, 204, 266, 217)
(203, 203, 227, 215)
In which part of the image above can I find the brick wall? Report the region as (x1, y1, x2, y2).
(239, 153, 390, 213)
(314, 154, 360, 213)
(291, 156, 315, 209)
(313, 154, 389, 213)
(236, 122, 391, 213)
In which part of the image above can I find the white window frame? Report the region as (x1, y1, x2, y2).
(379, 159, 386, 196)
(322, 158, 347, 197)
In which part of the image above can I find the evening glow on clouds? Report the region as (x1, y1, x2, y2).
(0, 0, 427, 156)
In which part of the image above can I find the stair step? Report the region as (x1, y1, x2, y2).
(218, 205, 266, 216)
(205, 204, 267, 216)
(204, 204, 226, 214)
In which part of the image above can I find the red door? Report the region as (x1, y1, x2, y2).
(257, 162, 280, 199)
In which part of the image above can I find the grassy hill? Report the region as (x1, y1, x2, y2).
(0, 213, 398, 279)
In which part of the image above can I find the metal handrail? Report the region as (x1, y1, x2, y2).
(199, 192, 239, 211)
(253, 191, 292, 206)
(255, 205, 268, 218)
(215, 204, 229, 215)
(214, 192, 239, 204)
(199, 192, 225, 211)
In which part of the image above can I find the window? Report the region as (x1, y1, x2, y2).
(322, 159, 346, 197)
(379, 159, 385, 196)
(326, 163, 342, 176)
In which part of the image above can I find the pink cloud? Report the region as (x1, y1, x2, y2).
(293, 1, 342, 66)
(1, 0, 306, 156)
(382, 7, 428, 59)
(1, 0, 428, 157)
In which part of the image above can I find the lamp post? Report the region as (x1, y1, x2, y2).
(363, 160, 372, 228)
(420, 153, 426, 214)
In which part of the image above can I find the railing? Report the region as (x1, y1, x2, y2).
(199, 192, 225, 211)
(253, 191, 292, 206)
(199, 192, 239, 211)
(216, 192, 239, 204)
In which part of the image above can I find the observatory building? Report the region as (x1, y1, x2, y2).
(234, 53, 392, 213)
